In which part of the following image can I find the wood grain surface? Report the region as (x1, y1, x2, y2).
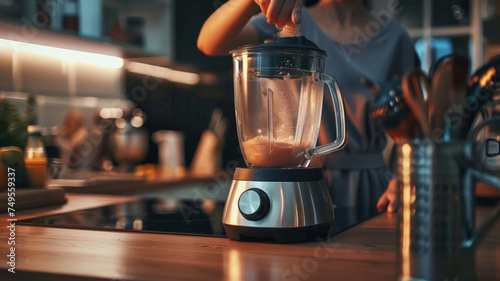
(0, 194, 498, 281)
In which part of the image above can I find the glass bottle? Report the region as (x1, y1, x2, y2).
(24, 125, 47, 187)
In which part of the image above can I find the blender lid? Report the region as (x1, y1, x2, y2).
(231, 36, 326, 74)
(232, 36, 326, 56)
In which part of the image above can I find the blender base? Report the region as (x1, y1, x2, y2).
(222, 168, 335, 243)
(223, 222, 332, 243)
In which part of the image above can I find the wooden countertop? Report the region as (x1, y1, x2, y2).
(0, 194, 498, 281)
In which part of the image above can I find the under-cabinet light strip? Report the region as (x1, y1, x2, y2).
(125, 61, 200, 85)
(0, 38, 124, 69)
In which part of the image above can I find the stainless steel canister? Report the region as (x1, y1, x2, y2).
(394, 139, 500, 281)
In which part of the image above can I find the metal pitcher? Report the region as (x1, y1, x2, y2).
(394, 118, 500, 281)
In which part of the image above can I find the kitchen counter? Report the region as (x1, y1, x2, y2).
(0, 194, 498, 281)
(48, 174, 219, 195)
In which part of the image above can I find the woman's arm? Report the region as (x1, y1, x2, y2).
(197, 0, 261, 56)
(197, 0, 303, 56)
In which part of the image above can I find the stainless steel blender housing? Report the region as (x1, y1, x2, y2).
(222, 168, 335, 243)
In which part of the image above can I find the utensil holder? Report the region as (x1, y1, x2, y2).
(394, 139, 500, 281)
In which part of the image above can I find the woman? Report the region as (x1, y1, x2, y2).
(198, 0, 416, 212)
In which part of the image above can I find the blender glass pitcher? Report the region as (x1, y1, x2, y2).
(232, 37, 346, 168)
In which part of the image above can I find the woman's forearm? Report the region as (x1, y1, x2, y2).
(197, 0, 260, 56)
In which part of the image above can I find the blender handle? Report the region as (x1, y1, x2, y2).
(305, 73, 347, 160)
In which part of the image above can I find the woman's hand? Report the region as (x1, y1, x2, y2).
(377, 177, 399, 213)
(254, 0, 302, 29)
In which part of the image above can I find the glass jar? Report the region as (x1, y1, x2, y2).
(24, 125, 47, 187)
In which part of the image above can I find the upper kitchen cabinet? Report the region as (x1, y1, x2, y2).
(0, 0, 175, 58)
(101, 0, 174, 57)
(0, 0, 233, 70)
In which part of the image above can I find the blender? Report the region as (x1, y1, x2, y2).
(222, 36, 347, 243)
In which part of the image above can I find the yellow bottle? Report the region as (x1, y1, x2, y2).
(24, 126, 47, 187)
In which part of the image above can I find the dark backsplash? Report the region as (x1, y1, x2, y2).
(125, 72, 245, 169)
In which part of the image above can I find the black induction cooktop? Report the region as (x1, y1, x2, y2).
(19, 198, 379, 240)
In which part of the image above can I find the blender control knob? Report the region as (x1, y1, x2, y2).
(238, 188, 270, 221)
